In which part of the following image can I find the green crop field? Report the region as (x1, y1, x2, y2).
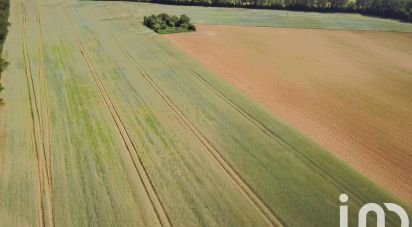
(0, 0, 410, 226)
(124, 2, 412, 32)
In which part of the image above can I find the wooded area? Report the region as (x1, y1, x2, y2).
(115, 0, 412, 22)
(144, 13, 196, 33)
(0, 0, 9, 104)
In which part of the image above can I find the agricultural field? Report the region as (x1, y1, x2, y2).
(165, 25, 412, 203)
(0, 0, 410, 227)
(117, 2, 412, 32)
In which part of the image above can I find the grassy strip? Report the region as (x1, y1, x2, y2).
(0, 0, 9, 105)
(98, 0, 412, 23)
(156, 26, 195, 34)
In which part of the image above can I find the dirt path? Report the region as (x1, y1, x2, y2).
(165, 24, 412, 202)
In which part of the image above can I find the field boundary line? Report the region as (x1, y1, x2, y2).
(186, 68, 400, 216)
(111, 36, 285, 227)
(64, 8, 172, 227)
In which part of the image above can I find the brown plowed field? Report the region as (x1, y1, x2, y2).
(165, 24, 412, 203)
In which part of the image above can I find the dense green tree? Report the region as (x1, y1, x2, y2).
(176, 14, 191, 26)
(143, 13, 196, 33)
(330, 0, 348, 8)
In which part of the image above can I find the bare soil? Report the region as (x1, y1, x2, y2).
(165, 25, 412, 202)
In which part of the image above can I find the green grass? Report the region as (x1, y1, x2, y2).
(156, 26, 194, 34)
(124, 2, 412, 32)
(0, 0, 410, 226)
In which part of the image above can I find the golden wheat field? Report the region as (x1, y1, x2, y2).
(0, 0, 411, 226)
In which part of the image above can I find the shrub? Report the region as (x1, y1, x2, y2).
(0, 58, 8, 72)
(178, 14, 190, 25)
(0, 83, 3, 105)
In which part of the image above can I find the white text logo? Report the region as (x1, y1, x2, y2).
(339, 194, 409, 227)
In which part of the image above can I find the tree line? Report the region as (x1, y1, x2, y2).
(119, 0, 412, 22)
(0, 0, 9, 105)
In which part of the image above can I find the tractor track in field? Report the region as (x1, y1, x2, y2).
(64, 8, 172, 227)
(35, 0, 56, 226)
(21, 1, 55, 226)
(148, 37, 400, 225)
(111, 36, 284, 227)
(21, 2, 43, 227)
(20, 1, 45, 226)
